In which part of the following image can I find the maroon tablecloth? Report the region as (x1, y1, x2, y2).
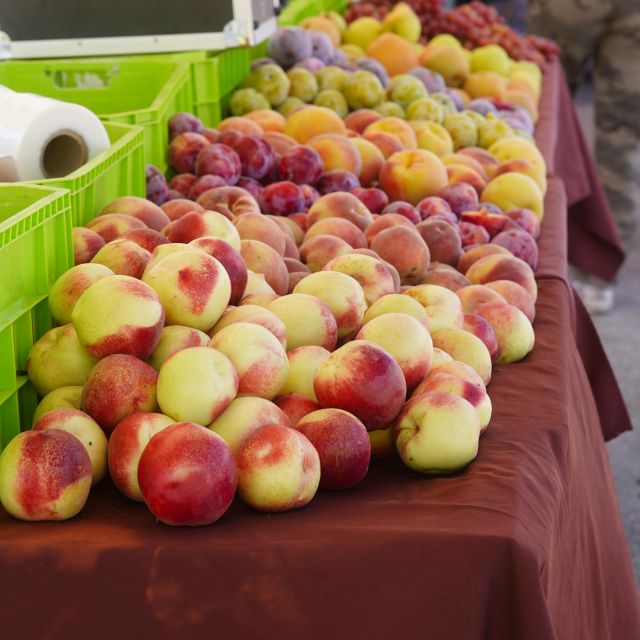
(535, 60, 625, 282)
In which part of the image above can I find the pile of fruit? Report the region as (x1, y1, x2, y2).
(344, 0, 560, 64)
(0, 5, 548, 528)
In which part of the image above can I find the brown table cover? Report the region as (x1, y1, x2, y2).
(535, 60, 625, 282)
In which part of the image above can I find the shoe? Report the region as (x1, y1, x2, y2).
(576, 281, 615, 315)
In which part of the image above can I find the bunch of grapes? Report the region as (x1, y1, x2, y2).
(343, 0, 560, 64)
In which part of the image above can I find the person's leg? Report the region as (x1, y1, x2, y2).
(527, 0, 610, 92)
(593, 4, 640, 254)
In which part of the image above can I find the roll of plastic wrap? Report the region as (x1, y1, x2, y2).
(0, 87, 110, 181)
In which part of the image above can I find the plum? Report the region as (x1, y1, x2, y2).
(234, 136, 276, 181)
(408, 67, 446, 93)
(279, 146, 324, 186)
(169, 173, 197, 197)
(229, 88, 270, 116)
(237, 177, 264, 202)
(261, 181, 306, 215)
(437, 183, 479, 216)
(145, 165, 169, 205)
(268, 27, 313, 69)
(168, 132, 210, 174)
(352, 187, 388, 214)
(357, 57, 389, 88)
(168, 112, 204, 140)
(308, 30, 335, 64)
(316, 170, 360, 194)
(188, 175, 227, 200)
(194, 144, 242, 185)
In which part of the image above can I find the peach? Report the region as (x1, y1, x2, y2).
(364, 117, 417, 150)
(345, 109, 383, 134)
(100, 196, 170, 231)
(323, 253, 395, 306)
(156, 345, 238, 425)
(416, 218, 462, 266)
(362, 293, 430, 328)
(300, 234, 352, 272)
(430, 328, 492, 385)
(475, 302, 535, 364)
(138, 422, 237, 526)
(369, 426, 396, 460)
(430, 359, 486, 390)
(351, 137, 385, 187)
(293, 271, 367, 339)
(26, 324, 96, 396)
(218, 116, 263, 136)
(82, 354, 158, 433)
(370, 226, 430, 285)
(244, 109, 286, 132)
(196, 186, 261, 219)
(457, 244, 510, 273)
(308, 134, 362, 175)
(148, 325, 210, 370)
(357, 312, 432, 390)
(446, 164, 487, 195)
(285, 235, 300, 261)
(413, 371, 491, 432)
(287, 273, 307, 292)
(420, 44, 469, 87)
(32, 386, 83, 425)
(486, 280, 535, 322)
(432, 347, 454, 367)
(238, 239, 288, 296)
(465, 253, 538, 301)
(381, 258, 402, 293)
(380, 150, 449, 205)
(442, 153, 488, 179)
(463, 313, 499, 361)
(420, 263, 471, 291)
(481, 172, 544, 220)
(48, 263, 114, 325)
(210, 322, 289, 400)
(457, 284, 507, 313)
(163, 210, 241, 249)
(305, 217, 368, 249)
(280, 345, 331, 401)
(0, 429, 91, 521)
(314, 340, 407, 430)
(490, 158, 546, 194)
(235, 424, 320, 512)
(270, 215, 305, 246)
(90, 238, 150, 278)
(107, 412, 174, 500)
(285, 258, 310, 274)
(363, 214, 413, 245)
(274, 393, 320, 427)
(307, 192, 373, 231)
(210, 304, 287, 347)
(488, 137, 546, 186)
(363, 131, 405, 158)
(234, 213, 286, 255)
(241, 271, 277, 300)
(143, 242, 201, 273)
(367, 32, 419, 76)
(71, 275, 164, 360)
(503, 208, 541, 239)
(208, 396, 289, 453)
(33, 408, 108, 485)
(393, 391, 479, 473)
(120, 228, 170, 253)
(404, 284, 464, 331)
(86, 213, 145, 243)
(264, 131, 299, 156)
(161, 198, 204, 221)
(463, 72, 507, 100)
(268, 294, 337, 351)
(410, 121, 454, 157)
(189, 237, 248, 305)
(296, 408, 370, 490)
(284, 105, 347, 144)
(143, 250, 231, 331)
(72, 227, 105, 264)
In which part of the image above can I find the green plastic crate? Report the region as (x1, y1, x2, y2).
(0, 376, 38, 450)
(0, 185, 72, 397)
(33, 122, 145, 227)
(322, 0, 349, 13)
(278, 0, 326, 25)
(0, 58, 191, 171)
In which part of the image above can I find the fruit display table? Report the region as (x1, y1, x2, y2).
(1, 169, 639, 638)
(535, 59, 624, 282)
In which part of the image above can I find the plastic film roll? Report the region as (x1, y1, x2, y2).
(0, 87, 110, 181)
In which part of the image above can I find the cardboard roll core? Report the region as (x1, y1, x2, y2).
(41, 130, 88, 178)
